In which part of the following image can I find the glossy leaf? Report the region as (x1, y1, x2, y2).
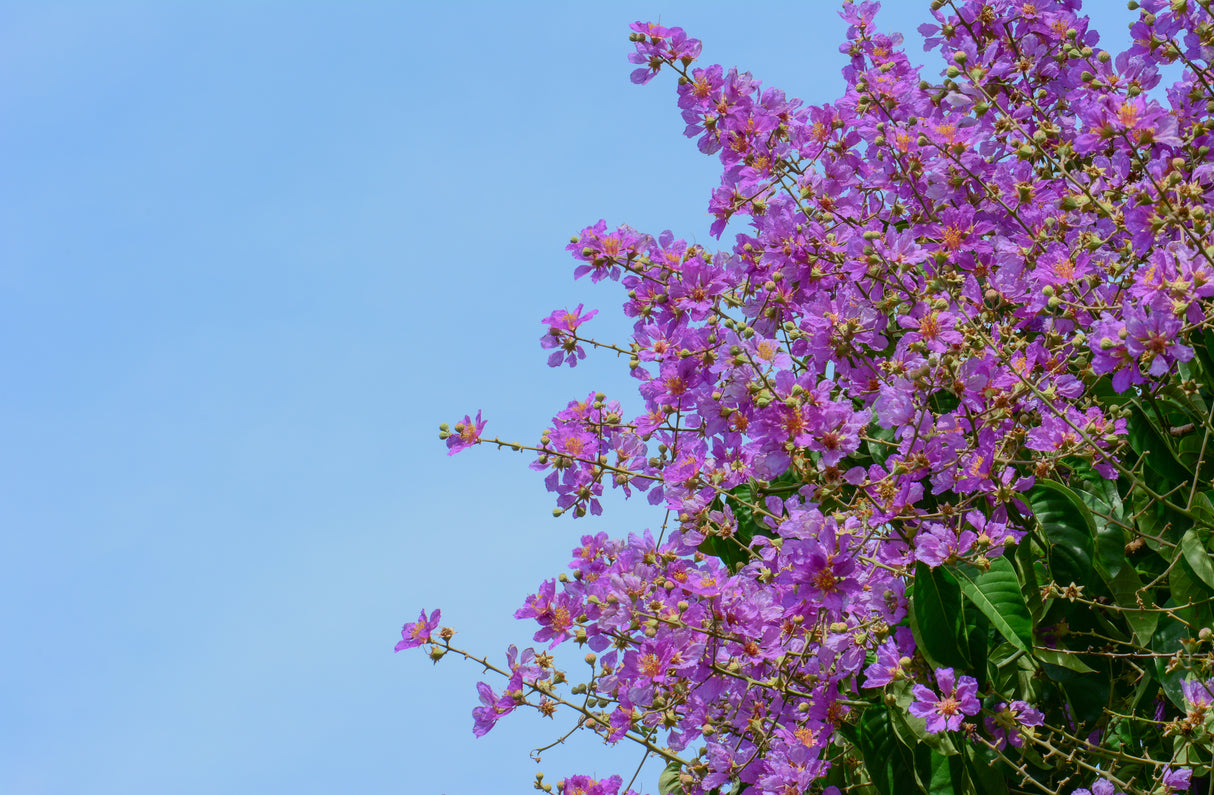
(855, 705, 922, 795)
(1127, 401, 1191, 485)
(1075, 473, 1129, 579)
(1129, 482, 1192, 550)
(963, 744, 1008, 795)
(1028, 480, 1095, 589)
(1152, 617, 1189, 709)
(1034, 648, 1097, 675)
(659, 762, 683, 795)
(1191, 329, 1214, 406)
(1171, 555, 1214, 634)
(1061, 664, 1110, 726)
(1013, 539, 1044, 620)
(951, 558, 1033, 652)
(1106, 564, 1158, 647)
(1178, 529, 1214, 591)
(916, 747, 967, 795)
(1177, 431, 1214, 481)
(911, 562, 971, 671)
(963, 604, 989, 692)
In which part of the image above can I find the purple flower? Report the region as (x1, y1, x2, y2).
(394, 608, 440, 651)
(445, 411, 485, 455)
(471, 680, 512, 737)
(557, 774, 625, 795)
(862, 640, 909, 688)
(1162, 767, 1193, 792)
(908, 667, 980, 733)
(1181, 676, 1214, 709)
(897, 303, 963, 354)
(1125, 306, 1193, 377)
(914, 521, 976, 567)
(566, 220, 646, 282)
(984, 700, 1044, 749)
(540, 304, 599, 368)
(514, 579, 582, 648)
(1071, 778, 1124, 795)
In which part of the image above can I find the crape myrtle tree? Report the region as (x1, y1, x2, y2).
(400, 1, 1214, 793)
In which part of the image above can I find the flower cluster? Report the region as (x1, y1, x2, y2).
(416, 1, 1214, 792)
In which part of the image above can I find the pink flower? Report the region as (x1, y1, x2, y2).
(444, 411, 486, 455)
(540, 304, 599, 367)
(394, 608, 441, 652)
(908, 667, 980, 733)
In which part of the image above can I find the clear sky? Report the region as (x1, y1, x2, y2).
(0, 3, 1140, 793)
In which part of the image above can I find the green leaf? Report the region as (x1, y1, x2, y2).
(1013, 539, 1044, 621)
(963, 743, 1008, 795)
(1129, 482, 1193, 550)
(1178, 529, 1214, 591)
(1061, 664, 1110, 726)
(1177, 432, 1214, 481)
(911, 562, 971, 671)
(950, 558, 1033, 652)
(1192, 328, 1214, 394)
(1152, 616, 1189, 709)
(658, 762, 683, 795)
(962, 603, 989, 692)
(1107, 563, 1158, 646)
(1171, 554, 1214, 634)
(698, 534, 746, 574)
(1075, 473, 1129, 579)
(855, 705, 922, 795)
(1033, 648, 1097, 675)
(1028, 480, 1096, 588)
(865, 420, 897, 465)
(916, 747, 967, 795)
(1127, 400, 1191, 485)
(725, 483, 757, 539)
(1193, 491, 1214, 525)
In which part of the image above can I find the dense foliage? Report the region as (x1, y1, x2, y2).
(404, 1, 1214, 792)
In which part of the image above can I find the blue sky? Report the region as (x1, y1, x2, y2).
(0, 3, 1139, 793)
